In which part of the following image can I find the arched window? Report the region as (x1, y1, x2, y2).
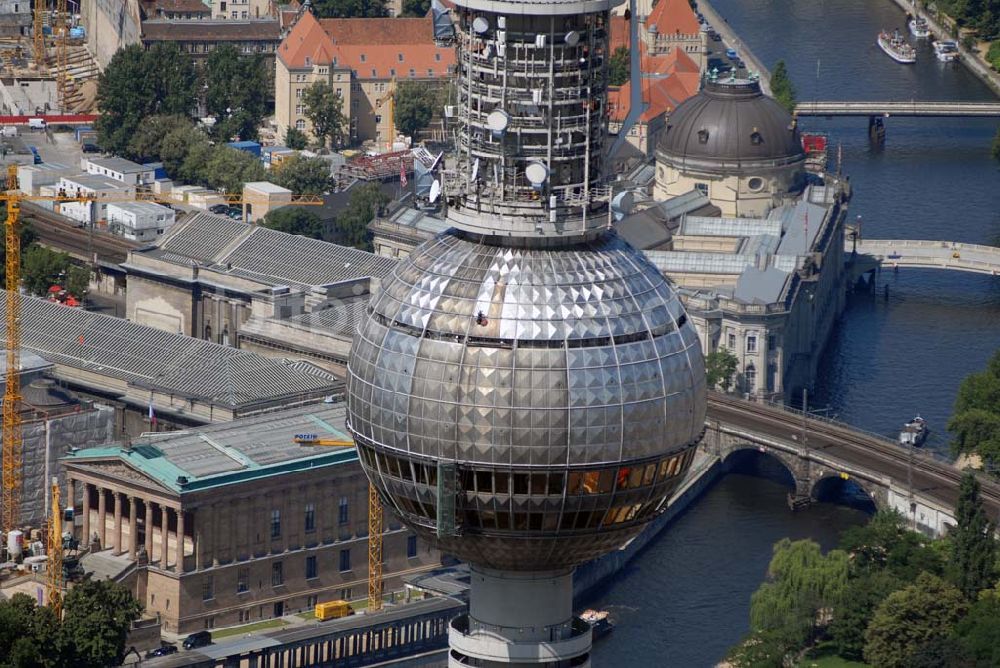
(745, 364, 757, 393)
(204, 322, 212, 341)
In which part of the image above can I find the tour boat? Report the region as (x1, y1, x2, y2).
(899, 416, 929, 447)
(933, 40, 960, 62)
(877, 30, 917, 64)
(580, 609, 614, 639)
(908, 16, 930, 38)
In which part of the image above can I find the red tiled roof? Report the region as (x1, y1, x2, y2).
(142, 19, 280, 41)
(647, 0, 701, 36)
(610, 15, 629, 53)
(278, 11, 455, 78)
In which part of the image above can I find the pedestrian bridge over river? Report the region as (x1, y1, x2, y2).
(849, 239, 1000, 277)
(705, 393, 1000, 536)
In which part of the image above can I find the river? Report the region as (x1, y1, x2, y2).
(588, 0, 1000, 664)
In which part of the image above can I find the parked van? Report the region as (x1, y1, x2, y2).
(27, 118, 46, 130)
(1, 126, 16, 137)
(182, 630, 212, 650)
(315, 599, 354, 621)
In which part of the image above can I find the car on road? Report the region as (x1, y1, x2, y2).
(734, 58, 745, 69)
(146, 643, 178, 658)
(711, 32, 722, 41)
(726, 47, 739, 59)
(81, 143, 101, 154)
(182, 631, 212, 650)
(209, 203, 230, 214)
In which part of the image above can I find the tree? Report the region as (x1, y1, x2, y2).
(609, 45, 630, 86)
(838, 509, 944, 581)
(21, 246, 71, 297)
(770, 60, 797, 114)
(204, 45, 271, 142)
(724, 629, 795, 668)
(60, 579, 143, 668)
(263, 207, 325, 240)
(271, 155, 331, 195)
(313, 0, 388, 17)
(828, 570, 904, 660)
(394, 80, 439, 139)
(303, 82, 349, 148)
(159, 124, 212, 180)
(863, 572, 967, 668)
(948, 351, 1000, 462)
(992, 125, 1000, 162)
(0, 593, 62, 667)
(401, 0, 430, 16)
(125, 114, 193, 163)
(336, 182, 389, 249)
(96, 44, 196, 155)
(954, 593, 1000, 666)
(908, 637, 977, 668)
(950, 472, 997, 599)
(705, 348, 739, 392)
(285, 127, 309, 150)
(65, 265, 91, 301)
(203, 146, 267, 194)
(0, 209, 36, 269)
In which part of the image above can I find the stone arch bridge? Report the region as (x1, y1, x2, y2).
(703, 392, 1000, 536)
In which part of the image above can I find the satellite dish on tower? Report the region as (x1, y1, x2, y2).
(472, 16, 489, 34)
(525, 162, 549, 186)
(429, 179, 441, 203)
(565, 30, 580, 46)
(487, 110, 509, 132)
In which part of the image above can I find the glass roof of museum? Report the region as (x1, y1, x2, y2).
(63, 404, 357, 493)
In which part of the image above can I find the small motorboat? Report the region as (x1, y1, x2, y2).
(899, 416, 929, 447)
(580, 609, 614, 640)
(878, 29, 917, 64)
(933, 40, 960, 62)
(908, 16, 930, 38)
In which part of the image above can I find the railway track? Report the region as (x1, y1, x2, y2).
(706, 392, 1000, 512)
(20, 201, 139, 265)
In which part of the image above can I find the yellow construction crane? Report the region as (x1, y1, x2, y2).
(0, 173, 322, 539)
(56, 0, 68, 109)
(293, 433, 383, 612)
(375, 77, 397, 152)
(46, 476, 63, 618)
(33, 0, 45, 71)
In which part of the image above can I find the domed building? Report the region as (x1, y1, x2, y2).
(654, 76, 806, 217)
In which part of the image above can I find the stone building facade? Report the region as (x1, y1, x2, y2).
(62, 405, 441, 634)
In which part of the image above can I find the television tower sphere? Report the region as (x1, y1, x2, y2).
(346, 0, 707, 663)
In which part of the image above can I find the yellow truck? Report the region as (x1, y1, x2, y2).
(315, 600, 354, 621)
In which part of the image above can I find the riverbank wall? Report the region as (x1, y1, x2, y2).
(574, 452, 723, 601)
(889, 0, 1000, 96)
(697, 0, 773, 95)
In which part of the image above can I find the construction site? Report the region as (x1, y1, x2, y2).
(0, 0, 99, 116)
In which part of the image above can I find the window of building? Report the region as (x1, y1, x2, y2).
(747, 176, 765, 191)
(727, 333, 736, 349)
(745, 364, 757, 392)
(307, 595, 318, 608)
(428, 68, 434, 76)
(697, 129, 709, 143)
(241, 10, 247, 17)
(305, 555, 317, 579)
(435, 53, 441, 61)
(407, 535, 417, 558)
(239, 609, 251, 622)
(295, 120, 306, 130)
(750, 130, 763, 145)
(230, 9, 237, 17)
(695, 182, 709, 195)
(768, 334, 776, 350)
(375, 114, 382, 123)
(341, 587, 352, 601)
(747, 334, 758, 353)
(270, 509, 281, 539)
(305, 56, 312, 67)
(390, 68, 396, 77)
(409, 68, 415, 77)
(237, 567, 249, 593)
(339, 549, 351, 572)
(338, 496, 349, 524)
(397, 53, 404, 62)
(295, 88, 303, 99)
(202, 576, 214, 601)
(295, 104, 304, 115)
(204, 617, 215, 629)
(271, 561, 284, 586)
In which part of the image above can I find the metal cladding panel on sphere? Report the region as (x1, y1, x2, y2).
(346, 231, 707, 570)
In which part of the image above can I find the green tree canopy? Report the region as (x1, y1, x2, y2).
(949, 472, 997, 599)
(770, 60, 797, 115)
(96, 44, 197, 155)
(401, 0, 430, 16)
(838, 509, 944, 580)
(271, 154, 331, 195)
(954, 593, 1000, 665)
(60, 579, 143, 668)
(285, 127, 310, 150)
(22, 246, 72, 297)
(0, 594, 62, 668)
(312, 0, 388, 18)
(335, 182, 389, 249)
(0, 209, 36, 269)
(303, 82, 349, 148)
(609, 46, 630, 87)
(65, 265, 91, 301)
(204, 147, 268, 194)
(125, 114, 193, 163)
(393, 80, 440, 139)
(262, 207, 325, 240)
(724, 628, 798, 668)
(949, 351, 1000, 461)
(705, 348, 739, 392)
(204, 45, 272, 142)
(828, 570, 904, 660)
(863, 572, 967, 668)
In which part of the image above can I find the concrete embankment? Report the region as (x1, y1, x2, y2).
(697, 0, 773, 96)
(574, 452, 723, 601)
(888, 0, 1000, 95)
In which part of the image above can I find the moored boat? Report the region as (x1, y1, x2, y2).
(908, 16, 930, 38)
(899, 416, 928, 447)
(877, 29, 917, 63)
(580, 609, 614, 640)
(933, 40, 960, 62)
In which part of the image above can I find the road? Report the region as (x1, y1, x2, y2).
(707, 392, 1000, 517)
(853, 238, 1000, 276)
